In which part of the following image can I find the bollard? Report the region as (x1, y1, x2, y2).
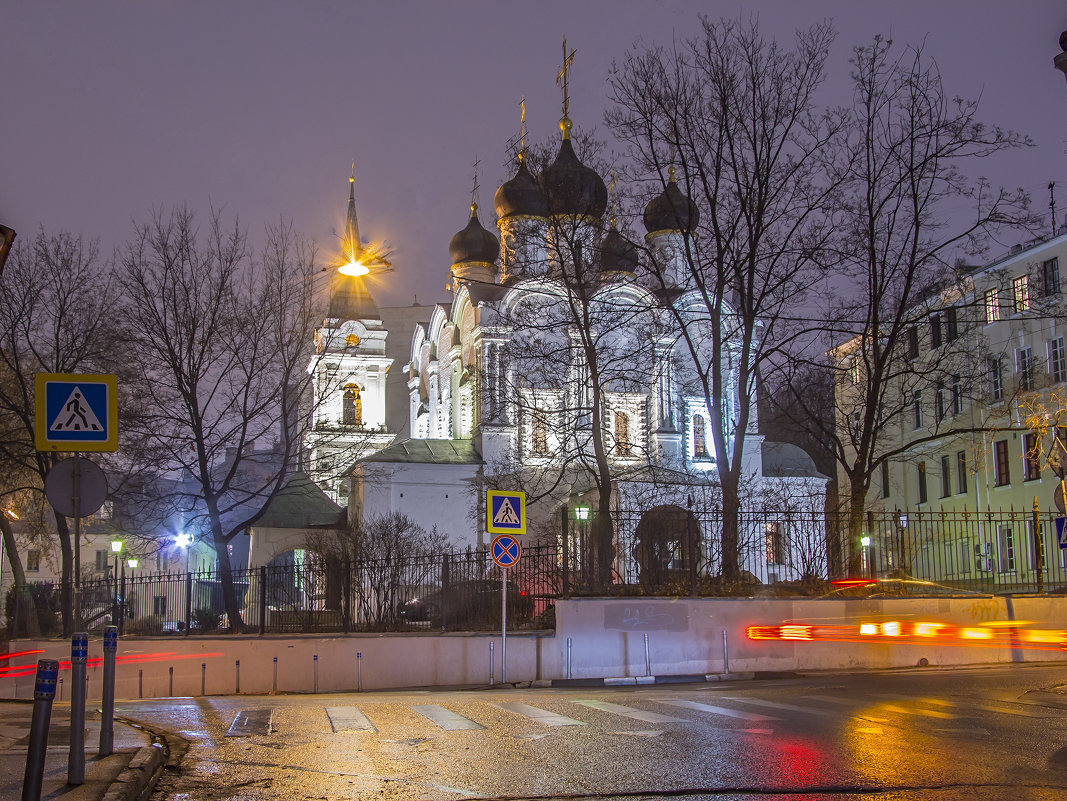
(99, 626, 118, 757)
(357, 651, 362, 692)
(138, 669, 143, 699)
(235, 659, 240, 694)
(489, 641, 495, 686)
(313, 654, 319, 693)
(272, 656, 278, 693)
(566, 637, 572, 680)
(58, 678, 64, 702)
(21, 659, 59, 801)
(68, 632, 88, 785)
(644, 632, 651, 677)
(722, 629, 729, 674)
(201, 662, 206, 696)
(169, 666, 174, 697)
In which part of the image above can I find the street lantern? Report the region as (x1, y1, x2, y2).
(1056, 30, 1067, 85)
(126, 558, 137, 570)
(110, 540, 122, 628)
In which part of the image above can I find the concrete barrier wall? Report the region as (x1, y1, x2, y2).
(5, 596, 1067, 698)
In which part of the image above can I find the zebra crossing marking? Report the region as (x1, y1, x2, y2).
(412, 704, 484, 730)
(573, 700, 688, 724)
(657, 698, 780, 722)
(497, 702, 586, 727)
(713, 696, 838, 717)
(325, 706, 375, 732)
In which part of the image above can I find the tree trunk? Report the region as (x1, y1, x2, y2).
(845, 474, 869, 577)
(592, 482, 615, 592)
(0, 516, 39, 637)
(214, 534, 244, 632)
(720, 483, 741, 583)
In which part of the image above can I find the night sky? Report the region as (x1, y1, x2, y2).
(5, 2, 1066, 307)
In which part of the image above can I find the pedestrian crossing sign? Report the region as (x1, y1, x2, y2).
(1057, 517, 1067, 550)
(487, 490, 526, 535)
(35, 373, 118, 452)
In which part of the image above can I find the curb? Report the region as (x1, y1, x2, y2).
(102, 744, 164, 801)
(550, 671, 756, 687)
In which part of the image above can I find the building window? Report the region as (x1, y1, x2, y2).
(912, 391, 923, 430)
(1024, 432, 1042, 481)
(984, 288, 1000, 323)
(906, 326, 920, 360)
(850, 358, 863, 384)
(930, 314, 942, 348)
(765, 522, 785, 565)
(532, 409, 548, 455)
(881, 461, 890, 499)
(951, 375, 963, 415)
(935, 383, 946, 423)
(940, 455, 951, 498)
(994, 439, 1011, 486)
(956, 450, 968, 494)
(1050, 338, 1066, 384)
(343, 384, 362, 426)
(26, 550, 40, 572)
(692, 413, 707, 458)
(917, 462, 928, 504)
(1043, 257, 1060, 296)
(95, 550, 109, 571)
(614, 411, 631, 456)
(989, 357, 1004, 401)
(1016, 347, 1034, 391)
(1012, 275, 1030, 312)
(945, 306, 959, 341)
(153, 596, 167, 616)
(997, 525, 1015, 573)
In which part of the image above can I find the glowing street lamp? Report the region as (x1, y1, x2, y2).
(111, 540, 122, 626)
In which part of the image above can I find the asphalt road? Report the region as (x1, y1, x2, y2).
(126, 664, 1067, 800)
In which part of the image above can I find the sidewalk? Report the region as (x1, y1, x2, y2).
(0, 701, 160, 801)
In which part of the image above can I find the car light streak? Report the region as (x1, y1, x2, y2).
(746, 621, 1067, 651)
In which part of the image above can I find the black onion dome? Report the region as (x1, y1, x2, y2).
(599, 227, 639, 273)
(494, 156, 547, 219)
(449, 205, 499, 265)
(643, 171, 699, 233)
(541, 131, 608, 218)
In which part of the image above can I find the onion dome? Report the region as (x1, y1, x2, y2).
(541, 118, 607, 218)
(449, 203, 499, 265)
(494, 154, 547, 219)
(643, 167, 699, 234)
(599, 221, 639, 274)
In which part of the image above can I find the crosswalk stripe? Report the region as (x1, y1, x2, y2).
(412, 704, 484, 730)
(713, 696, 838, 717)
(497, 702, 586, 726)
(658, 699, 779, 722)
(801, 695, 955, 720)
(573, 700, 688, 724)
(880, 694, 1047, 719)
(876, 703, 956, 719)
(325, 706, 376, 732)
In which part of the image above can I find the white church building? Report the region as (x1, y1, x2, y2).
(299, 103, 829, 584)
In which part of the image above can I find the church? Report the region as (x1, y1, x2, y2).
(301, 97, 828, 584)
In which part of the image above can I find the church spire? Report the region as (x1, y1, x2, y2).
(344, 169, 363, 264)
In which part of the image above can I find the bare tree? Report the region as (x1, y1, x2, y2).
(810, 37, 1032, 571)
(0, 230, 118, 633)
(607, 18, 842, 581)
(117, 208, 320, 630)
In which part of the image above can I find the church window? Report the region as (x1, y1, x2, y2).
(615, 411, 631, 456)
(693, 414, 707, 458)
(532, 409, 548, 455)
(343, 384, 362, 426)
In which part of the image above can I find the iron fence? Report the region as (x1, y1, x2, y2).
(6, 508, 1067, 637)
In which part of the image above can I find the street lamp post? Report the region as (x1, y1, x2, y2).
(110, 540, 122, 629)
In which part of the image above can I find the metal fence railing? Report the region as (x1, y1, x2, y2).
(6, 509, 1067, 636)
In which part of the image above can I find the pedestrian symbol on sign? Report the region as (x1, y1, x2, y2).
(51, 388, 103, 433)
(493, 498, 519, 526)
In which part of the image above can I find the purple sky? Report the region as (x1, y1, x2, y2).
(5, 2, 1066, 307)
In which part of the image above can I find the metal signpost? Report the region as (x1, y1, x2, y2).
(491, 534, 521, 684)
(35, 373, 117, 630)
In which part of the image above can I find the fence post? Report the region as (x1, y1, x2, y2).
(687, 495, 697, 597)
(259, 565, 267, 635)
(441, 554, 450, 633)
(561, 505, 570, 598)
(184, 571, 193, 636)
(1034, 497, 1045, 594)
(342, 558, 351, 634)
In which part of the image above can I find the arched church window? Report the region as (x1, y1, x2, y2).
(615, 411, 631, 456)
(343, 384, 362, 426)
(532, 409, 548, 455)
(693, 414, 707, 458)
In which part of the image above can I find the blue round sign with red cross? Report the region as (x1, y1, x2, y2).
(491, 535, 521, 568)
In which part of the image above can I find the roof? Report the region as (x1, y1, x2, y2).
(761, 441, 827, 479)
(253, 471, 345, 529)
(357, 438, 482, 465)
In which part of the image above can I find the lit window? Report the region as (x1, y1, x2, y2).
(532, 409, 548, 455)
(984, 289, 1000, 323)
(693, 414, 707, 458)
(615, 411, 631, 456)
(343, 384, 362, 426)
(1012, 275, 1030, 313)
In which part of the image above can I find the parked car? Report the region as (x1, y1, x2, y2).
(399, 579, 533, 627)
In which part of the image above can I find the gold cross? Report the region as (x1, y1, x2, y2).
(519, 96, 527, 154)
(556, 38, 576, 118)
(471, 158, 481, 208)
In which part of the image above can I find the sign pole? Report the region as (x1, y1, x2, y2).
(72, 453, 81, 630)
(501, 571, 507, 684)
